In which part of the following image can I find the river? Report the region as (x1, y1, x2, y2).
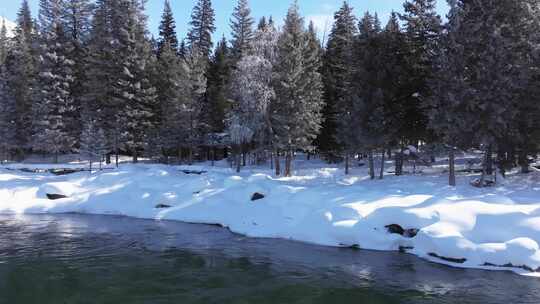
(0, 214, 538, 303)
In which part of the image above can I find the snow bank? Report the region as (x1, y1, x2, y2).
(1, 162, 540, 275)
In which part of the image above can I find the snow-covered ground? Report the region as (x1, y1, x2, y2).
(1, 155, 540, 276)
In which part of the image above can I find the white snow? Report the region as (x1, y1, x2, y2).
(0, 17, 16, 38)
(1, 156, 540, 276)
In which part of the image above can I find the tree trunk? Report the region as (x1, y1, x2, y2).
(106, 154, 111, 164)
(395, 149, 403, 176)
(235, 146, 241, 173)
(379, 149, 385, 180)
(275, 151, 281, 176)
(368, 150, 375, 180)
(285, 150, 292, 177)
(449, 148, 456, 186)
(519, 152, 530, 174)
(211, 148, 215, 167)
(133, 150, 138, 163)
(188, 147, 193, 165)
(89, 160, 93, 172)
(486, 145, 493, 176)
(345, 153, 350, 175)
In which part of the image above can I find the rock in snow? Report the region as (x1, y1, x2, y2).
(1, 162, 540, 276)
(251, 192, 265, 201)
(46, 194, 68, 200)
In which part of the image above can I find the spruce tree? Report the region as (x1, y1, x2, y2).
(205, 37, 231, 133)
(273, 2, 324, 176)
(187, 0, 216, 59)
(230, 0, 254, 62)
(157, 0, 179, 56)
(112, 0, 158, 163)
(83, 0, 117, 163)
(62, 0, 94, 147)
(318, 1, 357, 157)
(32, 0, 77, 162)
(2, 1, 37, 156)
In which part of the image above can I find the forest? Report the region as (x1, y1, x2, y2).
(0, 0, 539, 186)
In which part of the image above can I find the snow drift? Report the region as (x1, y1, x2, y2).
(1, 161, 540, 276)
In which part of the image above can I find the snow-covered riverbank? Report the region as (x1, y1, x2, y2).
(1, 158, 540, 276)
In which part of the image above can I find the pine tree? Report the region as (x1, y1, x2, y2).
(187, 0, 216, 59)
(318, 1, 357, 157)
(157, 0, 178, 56)
(398, 0, 442, 156)
(230, 0, 254, 62)
(337, 12, 385, 178)
(2, 1, 37, 157)
(155, 41, 186, 156)
(62, 0, 94, 147)
(83, 0, 117, 164)
(181, 48, 207, 164)
(112, 0, 158, 163)
(32, 0, 76, 162)
(273, 2, 324, 176)
(205, 37, 231, 133)
(0, 64, 17, 161)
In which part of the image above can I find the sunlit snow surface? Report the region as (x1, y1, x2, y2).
(1, 157, 540, 275)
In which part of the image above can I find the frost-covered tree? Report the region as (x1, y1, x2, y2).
(32, 0, 76, 162)
(273, 2, 324, 176)
(228, 55, 274, 172)
(230, 0, 254, 62)
(112, 0, 158, 163)
(80, 118, 108, 170)
(0, 20, 10, 64)
(187, 0, 215, 59)
(61, 0, 94, 146)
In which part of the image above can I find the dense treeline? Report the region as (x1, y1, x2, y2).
(0, 0, 539, 184)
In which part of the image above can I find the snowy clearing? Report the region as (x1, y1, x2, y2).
(1, 157, 540, 276)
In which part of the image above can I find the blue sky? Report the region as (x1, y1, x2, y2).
(1, 0, 449, 40)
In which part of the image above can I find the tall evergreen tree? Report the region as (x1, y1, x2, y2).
(112, 0, 158, 163)
(318, 1, 357, 156)
(62, 0, 94, 147)
(397, 0, 442, 174)
(205, 37, 231, 133)
(157, 0, 178, 56)
(273, 2, 324, 176)
(83, 0, 118, 163)
(32, 0, 76, 162)
(1, 1, 37, 156)
(230, 0, 254, 62)
(187, 0, 216, 59)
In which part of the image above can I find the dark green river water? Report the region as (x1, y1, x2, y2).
(0, 214, 539, 304)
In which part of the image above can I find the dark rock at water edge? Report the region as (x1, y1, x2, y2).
(428, 252, 467, 264)
(251, 193, 265, 201)
(46, 193, 68, 200)
(385, 224, 419, 238)
(181, 170, 207, 175)
(155, 204, 172, 209)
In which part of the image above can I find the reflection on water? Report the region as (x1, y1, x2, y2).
(0, 214, 539, 304)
